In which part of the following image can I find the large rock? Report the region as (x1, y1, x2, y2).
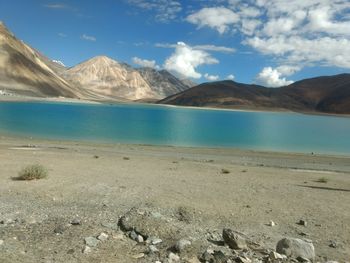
(276, 238, 315, 260)
(222, 228, 248, 250)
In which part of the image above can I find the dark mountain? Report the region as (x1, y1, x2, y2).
(159, 74, 350, 114)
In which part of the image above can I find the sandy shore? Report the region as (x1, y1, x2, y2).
(0, 135, 349, 262)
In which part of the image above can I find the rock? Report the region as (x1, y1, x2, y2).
(0, 240, 3, 245)
(222, 228, 248, 250)
(149, 237, 163, 245)
(276, 238, 315, 260)
(212, 250, 229, 263)
(148, 245, 159, 254)
(168, 252, 180, 262)
(296, 256, 311, 262)
(84, 236, 99, 247)
(236, 256, 252, 263)
(129, 230, 138, 241)
(298, 220, 307, 226)
(269, 251, 287, 260)
(54, 225, 66, 234)
(97, 232, 108, 241)
(186, 257, 201, 263)
(175, 239, 191, 253)
(70, 218, 81, 226)
(136, 235, 144, 243)
(329, 240, 337, 248)
(132, 253, 145, 259)
(82, 246, 91, 254)
(268, 220, 276, 227)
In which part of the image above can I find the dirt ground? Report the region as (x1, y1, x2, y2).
(0, 135, 349, 262)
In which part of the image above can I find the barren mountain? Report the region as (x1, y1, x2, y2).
(159, 74, 350, 114)
(62, 56, 158, 101)
(0, 22, 82, 98)
(137, 68, 191, 98)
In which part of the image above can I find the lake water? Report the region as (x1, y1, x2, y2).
(0, 101, 349, 155)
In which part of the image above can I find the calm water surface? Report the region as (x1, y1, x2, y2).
(0, 101, 349, 155)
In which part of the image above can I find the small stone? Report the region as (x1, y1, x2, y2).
(136, 235, 144, 243)
(54, 225, 66, 234)
(132, 253, 145, 259)
(168, 252, 180, 263)
(175, 239, 191, 253)
(97, 232, 108, 241)
(84, 237, 99, 247)
(70, 218, 81, 226)
(236, 256, 252, 263)
(269, 251, 287, 260)
(296, 256, 311, 262)
(329, 241, 337, 248)
(67, 249, 75, 254)
(186, 257, 201, 263)
(222, 228, 248, 250)
(150, 237, 163, 245)
(113, 233, 125, 240)
(276, 238, 315, 260)
(268, 220, 276, 227)
(83, 246, 91, 254)
(0, 240, 4, 245)
(298, 220, 307, 226)
(148, 245, 159, 254)
(129, 230, 138, 241)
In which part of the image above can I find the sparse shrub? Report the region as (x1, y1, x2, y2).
(221, 168, 230, 174)
(17, 164, 48, 180)
(316, 177, 329, 183)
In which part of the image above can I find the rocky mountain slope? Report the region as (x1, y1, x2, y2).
(0, 22, 192, 101)
(0, 22, 82, 98)
(159, 74, 350, 114)
(61, 56, 157, 101)
(137, 68, 192, 98)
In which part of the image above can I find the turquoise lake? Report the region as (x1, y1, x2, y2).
(0, 101, 350, 155)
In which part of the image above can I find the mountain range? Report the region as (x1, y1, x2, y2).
(0, 22, 192, 101)
(0, 21, 349, 114)
(159, 74, 350, 114)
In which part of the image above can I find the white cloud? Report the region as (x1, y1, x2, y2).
(127, 0, 182, 22)
(44, 4, 68, 9)
(185, 0, 350, 71)
(255, 67, 294, 87)
(81, 34, 96, 42)
(132, 57, 160, 69)
(186, 7, 239, 34)
(226, 74, 235, 80)
(58, 33, 67, 38)
(156, 43, 235, 53)
(204, 73, 220, 81)
(164, 42, 219, 79)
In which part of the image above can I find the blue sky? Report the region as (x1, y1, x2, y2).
(0, 0, 349, 86)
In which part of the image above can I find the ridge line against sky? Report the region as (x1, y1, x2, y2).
(0, 0, 349, 86)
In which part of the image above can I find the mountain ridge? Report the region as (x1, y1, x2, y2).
(159, 74, 350, 114)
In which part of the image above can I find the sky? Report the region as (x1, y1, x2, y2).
(0, 0, 349, 86)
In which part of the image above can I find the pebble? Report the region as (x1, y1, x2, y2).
(84, 237, 99, 247)
(148, 245, 159, 253)
(268, 220, 276, 227)
(70, 218, 81, 226)
(276, 237, 315, 260)
(82, 246, 92, 254)
(168, 252, 180, 262)
(0, 240, 4, 245)
(298, 220, 307, 226)
(129, 230, 138, 241)
(222, 228, 248, 250)
(54, 225, 66, 234)
(97, 232, 108, 241)
(132, 253, 145, 259)
(175, 239, 191, 253)
(136, 235, 144, 243)
(149, 237, 163, 245)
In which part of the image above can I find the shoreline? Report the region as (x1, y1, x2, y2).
(1, 95, 349, 118)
